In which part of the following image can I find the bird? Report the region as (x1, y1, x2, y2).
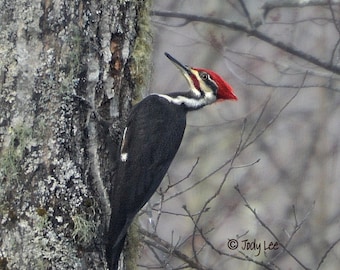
(106, 52, 238, 269)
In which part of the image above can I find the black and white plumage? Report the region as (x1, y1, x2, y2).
(106, 53, 237, 270)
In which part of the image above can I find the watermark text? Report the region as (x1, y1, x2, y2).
(227, 238, 279, 256)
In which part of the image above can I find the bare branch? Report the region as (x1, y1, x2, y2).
(181, 206, 275, 270)
(151, 10, 340, 75)
(286, 204, 315, 247)
(219, 50, 340, 92)
(328, 0, 340, 65)
(317, 237, 340, 270)
(328, 0, 340, 35)
(238, 0, 254, 28)
(140, 227, 211, 270)
(262, 0, 334, 17)
(165, 158, 200, 190)
(161, 157, 233, 203)
(330, 39, 340, 66)
(242, 71, 307, 150)
(271, 203, 315, 262)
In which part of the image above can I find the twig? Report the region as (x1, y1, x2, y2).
(234, 185, 310, 270)
(271, 203, 314, 262)
(262, 0, 331, 18)
(181, 206, 275, 270)
(166, 158, 200, 189)
(238, 251, 278, 270)
(328, 0, 340, 66)
(286, 204, 314, 248)
(242, 92, 273, 149)
(243, 71, 307, 150)
(328, 0, 340, 38)
(161, 157, 233, 203)
(140, 227, 211, 270)
(238, 0, 254, 28)
(316, 236, 340, 270)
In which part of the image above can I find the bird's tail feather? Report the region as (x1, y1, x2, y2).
(106, 233, 126, 270)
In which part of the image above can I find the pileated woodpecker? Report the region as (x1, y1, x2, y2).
(106, 52, 237, 269)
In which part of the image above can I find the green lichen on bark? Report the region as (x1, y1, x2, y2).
(0, 119, 96, 268)
(125, 218, 142, 270)
(130, 0, 153, 104)
(0, 124, 35, 228)
(0, 125, 33, 183)
(0, 0, 99, 268)
(0, 0, 153, 268)
(71, 214, 99, 247)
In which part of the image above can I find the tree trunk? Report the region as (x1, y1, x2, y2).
(0, 0, 152, 269)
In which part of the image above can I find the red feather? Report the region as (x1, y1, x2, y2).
(193, 68, 237, 101)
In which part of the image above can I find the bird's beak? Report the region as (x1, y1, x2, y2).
(165, 52, 192, 76)
(165, 52, 201, 93)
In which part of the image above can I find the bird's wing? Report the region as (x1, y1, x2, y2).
(119, 95, 187, 213)
(107, 95, 187, 269)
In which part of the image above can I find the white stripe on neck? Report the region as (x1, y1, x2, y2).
(153, 92, 216, 109)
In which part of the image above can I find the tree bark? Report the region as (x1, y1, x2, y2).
(0, 0, 152, 269)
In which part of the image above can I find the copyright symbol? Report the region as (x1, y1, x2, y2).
(227, 239, 238, 250)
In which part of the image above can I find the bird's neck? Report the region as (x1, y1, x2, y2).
(153, 91, 216, 111)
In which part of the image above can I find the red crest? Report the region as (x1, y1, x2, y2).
(194, 68, 237, 101)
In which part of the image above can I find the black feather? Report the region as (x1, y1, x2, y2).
(106, 95, 187, 269)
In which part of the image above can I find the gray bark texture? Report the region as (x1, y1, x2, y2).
(0, 0, 152, 269)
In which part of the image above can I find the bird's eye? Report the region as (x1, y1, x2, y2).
(201, 72, 209, 80)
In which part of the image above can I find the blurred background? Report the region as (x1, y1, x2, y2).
(138, 1, 340, 269)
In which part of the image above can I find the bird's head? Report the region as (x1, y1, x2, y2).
(165, 52, 237, 104)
